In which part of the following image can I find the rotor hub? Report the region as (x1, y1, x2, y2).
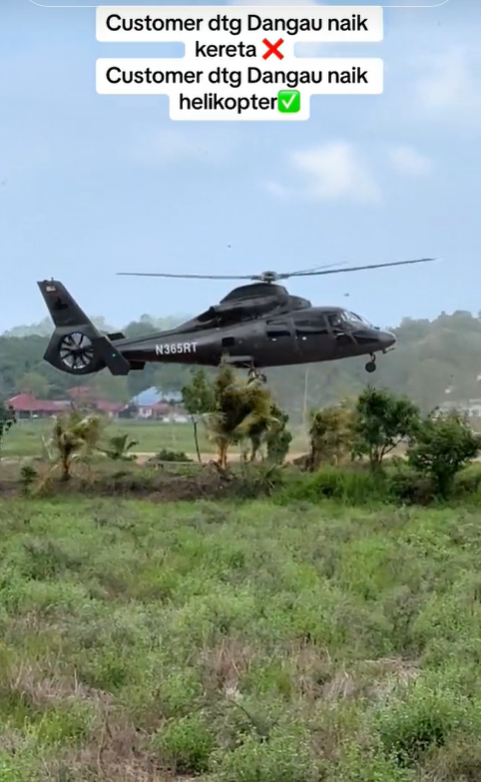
(259, 271, 279, 283)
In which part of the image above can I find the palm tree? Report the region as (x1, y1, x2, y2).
(205, 365, 274, 469)
(98, 433, 138, 461)
(48, 410, 104, 480)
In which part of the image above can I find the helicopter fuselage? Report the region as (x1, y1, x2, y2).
(37, 279, 397, 378)
(103, 305, 396, 371)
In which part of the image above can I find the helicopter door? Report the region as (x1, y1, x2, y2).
(294, 315, 332, 360)
(264, 319, 296, 359)
(221, 335, 242, 359)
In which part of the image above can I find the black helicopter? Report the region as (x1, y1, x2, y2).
(37, 257, 435, 381)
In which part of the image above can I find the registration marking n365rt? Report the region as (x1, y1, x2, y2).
(155, 342, 198, 356)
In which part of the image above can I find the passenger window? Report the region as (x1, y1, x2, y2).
(266, 324, 291, 339)
(222, 336, 235, 347)
(295, 318, 328, 336)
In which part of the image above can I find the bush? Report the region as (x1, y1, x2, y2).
(352, 387, 420, 468)
(153, 711, 215, 774)
(264, 404, 293, 465)
(407, 411, 481, 498)
(376, 683, 470, 768)
(309, 402, 355, 468)
(100, 433, 138, 461)
(19, 464, 38, 495)
(157, 449, 192, 462)
(387, 467, 436, 506)
(235, 463, 285, 498)
(452, 466, 481, 500)
(277, 465, 387, 505)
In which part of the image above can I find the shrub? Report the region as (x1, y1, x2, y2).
(153, 711, 215, 774)
(309, 401, 355, 468)
(352, 387, 420, 468)
(387, 467, 436, 505)
(277, 465, 387, 505)
(157, 449, 192, 462)
(19, 464, 38, 495)
(264, 404, 293, 465)
(376, 683, 469, 768)
(100, 433, 138, 460)
(407, 411, 481, 498)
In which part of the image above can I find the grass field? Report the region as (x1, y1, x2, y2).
(1, 497, 481, 780)
(2, 418, 310, 459)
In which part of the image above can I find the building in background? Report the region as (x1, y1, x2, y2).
(8, 385, 186, 421)
(129, 387, 185, 420)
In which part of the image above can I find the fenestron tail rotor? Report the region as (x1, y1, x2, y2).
(59, 332, 94, 372)
(116, 258, 437, 283)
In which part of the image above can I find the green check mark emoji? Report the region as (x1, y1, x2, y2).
(277, 90, 301, 113)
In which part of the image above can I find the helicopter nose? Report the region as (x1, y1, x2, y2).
(379, 330, 396, 349)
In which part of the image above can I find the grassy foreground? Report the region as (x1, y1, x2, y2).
(1, 498, 481, 780)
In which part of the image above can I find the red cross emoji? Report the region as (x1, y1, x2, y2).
(262, 38, 284, 60)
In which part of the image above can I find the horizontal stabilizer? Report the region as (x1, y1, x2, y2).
(95, 337, 131, 376)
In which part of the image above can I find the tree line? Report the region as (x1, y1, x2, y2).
(1, 364, 480, 506)
(2, 308, 481, 419)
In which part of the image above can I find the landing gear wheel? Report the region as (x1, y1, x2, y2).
(365, 359, 376, 373)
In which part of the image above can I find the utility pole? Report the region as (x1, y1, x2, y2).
(302, 365, 310, 434)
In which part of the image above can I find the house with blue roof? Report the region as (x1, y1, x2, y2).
(127, 386, 187, 421)
(131, 387, 182, 406)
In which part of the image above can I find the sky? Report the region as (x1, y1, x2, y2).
(0, 0, 479, 331)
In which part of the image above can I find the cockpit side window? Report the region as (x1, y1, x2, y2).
(327, 312, 344, 328)
(341, 311, 372, 327)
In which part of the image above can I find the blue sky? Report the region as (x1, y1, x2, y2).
(1, 0, 479, 331)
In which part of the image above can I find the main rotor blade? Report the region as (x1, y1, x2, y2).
(278, 262, 347, 277)
(116, 272, 254, 279)
(289, 257, 437, 277)
(116, 259, 435, 281)
(116, 261, 345, 281)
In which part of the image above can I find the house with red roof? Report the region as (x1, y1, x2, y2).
(7, 385, 187, 421)
(7, 392, 126, 419)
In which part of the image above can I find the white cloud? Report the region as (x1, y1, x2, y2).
(416, 46, 481, 117)
(387, 145, 432, 177)
(288, 141, 381, 203)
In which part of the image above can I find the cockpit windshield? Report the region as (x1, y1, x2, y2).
(341, 310, 373, 327)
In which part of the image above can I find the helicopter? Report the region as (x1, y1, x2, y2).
(37, 257, 435, 381)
